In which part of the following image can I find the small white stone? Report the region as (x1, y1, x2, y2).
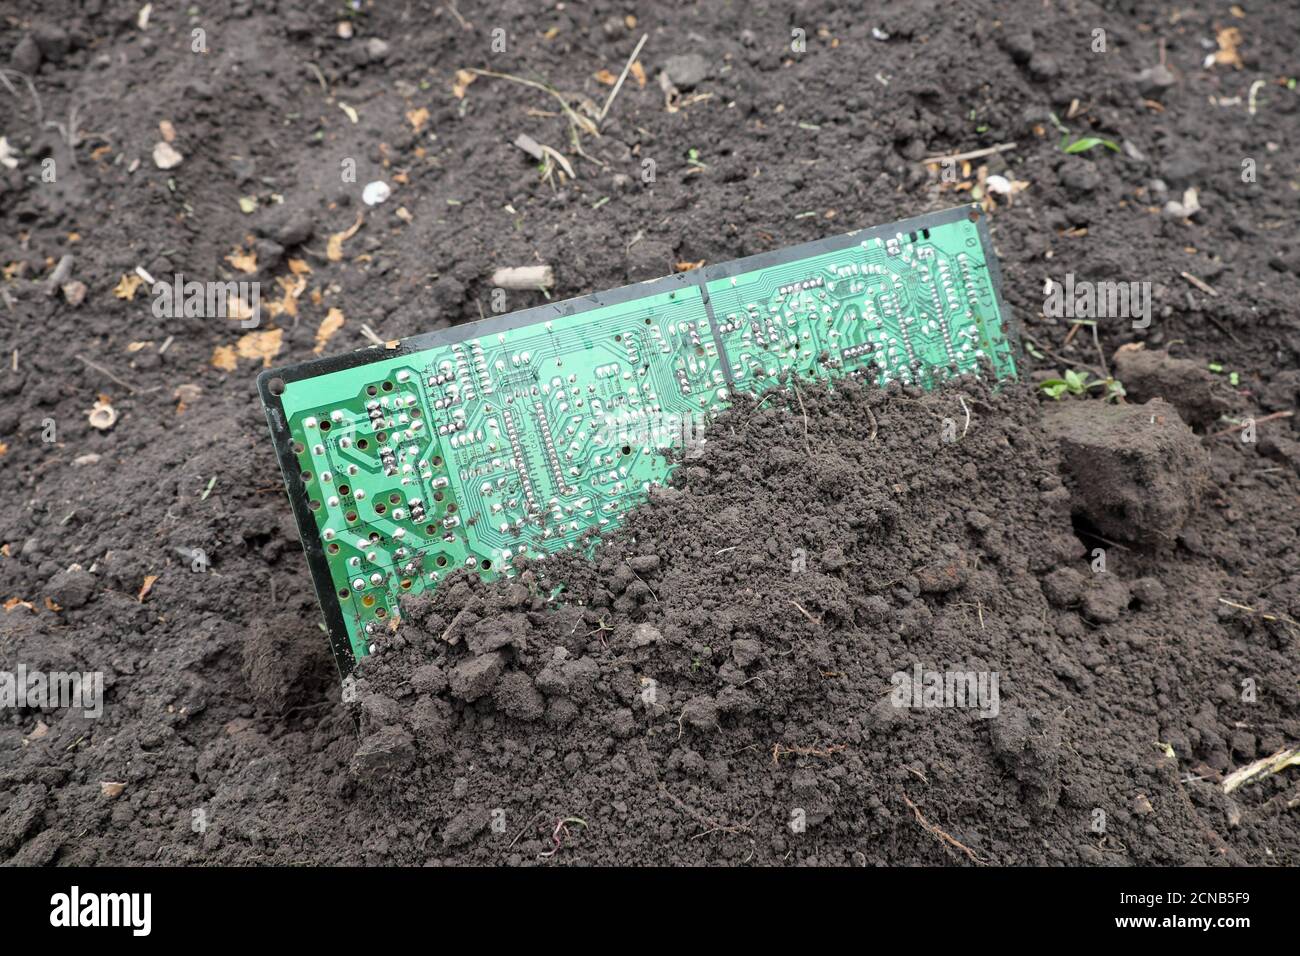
(362, 180, 391, 206)
(152, 141, 183, 170)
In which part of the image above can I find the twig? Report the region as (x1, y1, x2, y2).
(1216, 597, 1300, 628)
(919, 142, 1017, 166)
(957, 395, 971, 438)
(445, 2, 472, 30)
(75, 354, 137, 394)
(304, 61, 327, 93)
(1180, 271, 1219, 297)
(1091, 321, 1109, 379)
(1021, 333, 1104, 378)
(900, 793, 985, 864)
(599, 33, 649, 123)
(865, 405, 878, 440)
(772, 742, 846, 765)
(1209, 410, 1293, 438)
(789, 600, 822, 626)
(466, 68, 599, 137)
(0, 68, 45, 129)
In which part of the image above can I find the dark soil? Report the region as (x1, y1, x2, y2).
(1, 0, 1298, 866)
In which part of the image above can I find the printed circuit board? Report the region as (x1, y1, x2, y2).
(258, 204, 1017, 673)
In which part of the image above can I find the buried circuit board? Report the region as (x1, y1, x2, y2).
(258, 204, 1018, 674)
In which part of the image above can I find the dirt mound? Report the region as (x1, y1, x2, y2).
(325, 379, 1293, 865)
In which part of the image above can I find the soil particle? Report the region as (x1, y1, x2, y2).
(989, 708, 1063, 815)
(1081, 575, 1132, 624)
(1045, 399, 1210, 546)
(448, 652, 508, 703)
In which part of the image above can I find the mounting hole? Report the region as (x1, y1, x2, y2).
(319, 420, 331, 432)
(268, 377, 286, 395)
(338, 484, 350, 495)
(432, 456, 443, 467)
(357, 438, 369, 450)
(338, 588, 349, 599)
(389, 493, 401, 504)
(621, 445, 632, 456)
(327, 543, 339, 554)
(481, 559, 492, 570)
(292, 442, 306, 455)
(381, 381, 394, 392)
(375, 503, 386, 515)
(436, 555, 448, 567)
(300, 471, 312, 482)
(346, 511, 358, 523)
(366, 385, 378, 397)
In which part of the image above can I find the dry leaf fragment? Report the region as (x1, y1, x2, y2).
(235, 328, 283, 367)
(338, 101, 359, 124)
(159, 119, 177, 142)
(1211, 27, 1244, 70)
(265, 275, 307, 320)
(287, 258, 312, 275)
(452, 69, 476, 99)
(44, 596, 62, 612)
(675, 259, 705, 272)
(326, 211, 364, 261)
(137, 574, 159, 603)
(0, 441, 7, 457)
(101, 781, 127, 799)
(3, 597, 35, 612)
(630, 61, 647, 88)
(173, 383, 201, 414)
(225, 246, 257, 274)
(406, 107, 430, 132)
(210, 345, 237, 372)
(314, 308, 345, 354)
(594, 69, 618, 85)
(113, 274, 143, 300)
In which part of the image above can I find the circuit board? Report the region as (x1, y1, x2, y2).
(258, 204, 1017, 673)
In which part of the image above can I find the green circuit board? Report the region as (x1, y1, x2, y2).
(260, 205, 1016, 670)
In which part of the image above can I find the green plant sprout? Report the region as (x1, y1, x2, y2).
(1039, 368, 1126, 402)
(1062, 136, 1120, 154)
